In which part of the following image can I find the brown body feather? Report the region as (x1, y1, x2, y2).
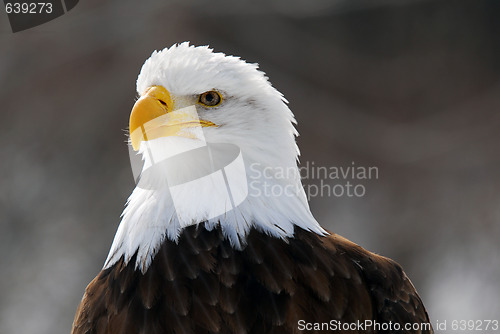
(72, 226, 433, 334)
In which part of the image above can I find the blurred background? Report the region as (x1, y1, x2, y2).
(1, 0, 499, 333)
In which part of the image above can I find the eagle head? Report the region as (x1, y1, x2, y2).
(106, 43, 325, 271)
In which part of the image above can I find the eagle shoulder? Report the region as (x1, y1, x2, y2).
(318, 231, 434, 333)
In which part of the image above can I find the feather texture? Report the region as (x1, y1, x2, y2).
(72, 226, 433, 334)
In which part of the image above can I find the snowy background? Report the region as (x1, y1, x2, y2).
(1, 0, 499, 333)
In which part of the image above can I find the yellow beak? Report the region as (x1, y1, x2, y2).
(129, 86, 216, 151)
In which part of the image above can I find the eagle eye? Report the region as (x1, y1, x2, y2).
(198, 90, 222, 107)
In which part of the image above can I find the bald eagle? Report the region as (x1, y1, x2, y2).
(72, 43, 433, 334)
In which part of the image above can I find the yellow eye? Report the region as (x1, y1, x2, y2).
(198, 90, 222, 107)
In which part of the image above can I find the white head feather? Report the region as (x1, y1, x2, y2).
(105, 43, 326, 272)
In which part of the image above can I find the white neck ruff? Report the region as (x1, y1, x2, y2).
(104, 137, 326, 273)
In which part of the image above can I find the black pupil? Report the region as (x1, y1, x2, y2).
(201, 91, 219, 106)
